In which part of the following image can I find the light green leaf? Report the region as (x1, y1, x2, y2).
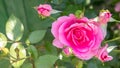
(0, 33, 7, 48)
(27, 45, 38, 60)
(75, 10, 84, 18)
(6, 15, 24, 41)
(51, 9, 62, 14)
(109, 17, 120, 22)
(35, 55, 58, 68)
(76, 61, 83, 68)
(107, 46, 117, 53)
(10, 43, 26, 68)
(28, 30, 47, 44)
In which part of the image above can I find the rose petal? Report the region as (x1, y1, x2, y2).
(51, 16, 68, 38)
(53, 39, 64, 48)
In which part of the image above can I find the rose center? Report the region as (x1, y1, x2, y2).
(73, 28, 89, 42)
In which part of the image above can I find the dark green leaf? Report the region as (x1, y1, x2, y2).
(0, 59, 11, 68)
(45, 41, 57, 55)
(87, 62, 98, 68)
(74, 0, 84, 4)
(51, 0, 61, 5)
(28, 30, 47, 43)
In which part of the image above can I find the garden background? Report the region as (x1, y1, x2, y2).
(0, 0, 120, 68)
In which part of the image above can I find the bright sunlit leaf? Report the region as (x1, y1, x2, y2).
(0, 33, 7, 48)
(6, 15, 24, 41)
(107, 46, 117, 53)
(10, 43, 26, 68)
(51, 9, 61, 14)
(109, 17, 120, 22)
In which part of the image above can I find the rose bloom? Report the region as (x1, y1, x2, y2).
(51, 14, 104, 60)
(97, 10, 112, 38)
(37, 4, 52, 17)
(96, 44, 113, 62)
(99, 10, 111, 24)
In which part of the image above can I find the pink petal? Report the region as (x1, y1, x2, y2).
(51, 16, 69, 38)
(73, 49, 95, 60)
(42, 10, 50, 16)
(52, 39, 64, 48)
(96, 44, 113, 62)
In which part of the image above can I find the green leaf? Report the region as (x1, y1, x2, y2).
(28, 30, 47, 44)
(85, 10, 97, 18)
(21, 63, 32, 68)
(75, 10, 84, 18)
(76, 61, 83, 68)
(0, 33, 7, 48)
(44, 41, 57, 55)
(74, 0, 84, 4)
(35, 55, 58, 68)
(51, 9, 61, 14)
(72, 58, 83, 68)
(109, 17, 120, 22)
(0, 59, 11, 68)
(10, 43, 26, 68)
(27, 45, 38, 60)
(51, 0, 61, 5)
(87, 62, 98, 68)
(6, 15, 24, 41)
(107, 46, 117, 53)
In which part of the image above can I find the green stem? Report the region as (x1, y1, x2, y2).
(115, 19, 120, 22)
(113, 50, 120, 52)
(49, 16, 56, 21)
(30, 58, 35, 68)
(104, 37, 120, 43)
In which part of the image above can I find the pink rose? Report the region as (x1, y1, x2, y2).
(96, 44, 113, 62)
(51, 14, 104, 60)
(99, 10, 112, 24)
(115, 2, 120, 12)
(37, 4, 52, 17)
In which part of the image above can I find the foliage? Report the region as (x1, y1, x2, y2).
(0, 0, 120, 68)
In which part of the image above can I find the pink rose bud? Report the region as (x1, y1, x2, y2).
(99, 10, 112, 24)
(63, 47, 72, 56)
(115, 2, 120, 12)
(96, 44, 113, 62)
(51, 14, 104, 60)
(37, 4, 52, 17)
